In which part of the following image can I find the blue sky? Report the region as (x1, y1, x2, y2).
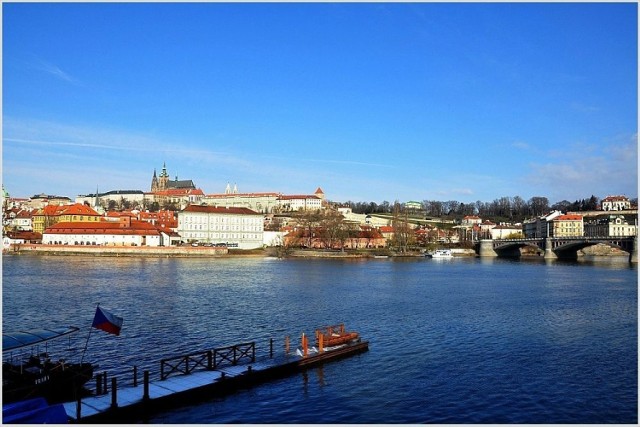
(2, 2, 637, 205)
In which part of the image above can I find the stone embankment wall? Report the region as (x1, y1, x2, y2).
(288, 249, 369, 258)
(6, 244, 228, 257)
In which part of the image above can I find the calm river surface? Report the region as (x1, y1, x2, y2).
(2, 254, 637, 423)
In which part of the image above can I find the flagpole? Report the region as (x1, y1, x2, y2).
(80, 303, 99, 364)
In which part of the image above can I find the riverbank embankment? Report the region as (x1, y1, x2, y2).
(4, 244, 228, 257)
(4, 244, 481, 258)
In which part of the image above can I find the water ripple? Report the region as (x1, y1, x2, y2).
(2, 255, 637, 423)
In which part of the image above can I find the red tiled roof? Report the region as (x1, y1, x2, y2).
(205, 192, 280, 198)
(139, 212, 158, 219)
(44, 220, 162, 235)
(555, 214, 583, 221)
(182, 205, 260, 215)
(602, 195, 629, 202)
(155, 188, 204, 196)
(7, 231, 42, 240)
(40, 205, 66, 216)
(277, 195, 321, 200)
(16, 210, 32, 218)
(61, 203, 100, 216)
(106, 211, 137, 218)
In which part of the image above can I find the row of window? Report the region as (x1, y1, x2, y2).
(181, 216, 262, 225)
(180, 224, 261, 232)
(181, 232, 261, 240)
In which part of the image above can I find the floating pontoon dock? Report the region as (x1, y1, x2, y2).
(62, 324, 368, 423)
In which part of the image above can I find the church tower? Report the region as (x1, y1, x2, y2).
(158, 162, 170, 191)
(151, 169, 158, 192)
(152, 162, 171, 192)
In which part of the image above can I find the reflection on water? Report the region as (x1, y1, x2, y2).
(2, 254, 637, 423)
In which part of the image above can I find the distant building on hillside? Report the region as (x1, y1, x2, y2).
(151, 162, 196, 192)
(27, 194, 72, 209)
(601, 195, 631, 211)
(404, 201, 422, 211)
(76, 190, 146, 212)
(461, 215, 482, 226)
(202, 186, 326, 213)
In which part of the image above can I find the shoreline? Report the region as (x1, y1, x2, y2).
(3, 244, 438, 258)
(3, 244, 229, 257)
(3, 244, 626, 261)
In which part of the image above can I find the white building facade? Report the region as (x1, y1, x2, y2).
(42, 217, 166, 246)
(177, 205, 264, 249)
(276, 195, 322, 211)
(601, 195, 631, 211)
(490, 225, 524, 240)
(203, 192, 280, 213)
(523, 210, 564, 238)
(584, 215, 637, 237)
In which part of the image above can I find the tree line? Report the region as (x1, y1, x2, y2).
(340, 195, 637, 223)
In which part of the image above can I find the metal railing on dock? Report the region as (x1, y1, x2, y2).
(213, 341, 256, 369)
(159, 341, 256, 380)
(160, 350, 213, 380)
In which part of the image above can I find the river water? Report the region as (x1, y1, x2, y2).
(2, 254, 637, 423)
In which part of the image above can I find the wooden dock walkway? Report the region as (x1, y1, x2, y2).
(62, 327, 368, 423)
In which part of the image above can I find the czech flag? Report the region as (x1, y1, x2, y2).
(92, 306, 123, 336)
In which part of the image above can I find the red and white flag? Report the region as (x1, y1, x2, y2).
(91, 306, 123, 336)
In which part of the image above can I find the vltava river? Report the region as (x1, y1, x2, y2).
(2, 254, 637, 423)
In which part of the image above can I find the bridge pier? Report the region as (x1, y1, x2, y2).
(479, 239, 498, 257)
(543, 238, 558, 260)
(631, 236, 638, 264)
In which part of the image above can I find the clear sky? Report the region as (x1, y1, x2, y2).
(2, 2, 638, 205)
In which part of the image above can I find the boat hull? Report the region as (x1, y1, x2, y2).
(3, 362, 95, 404)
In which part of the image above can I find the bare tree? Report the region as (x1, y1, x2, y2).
(391, 201, 413, 252)
(512, 196, 527, 219)
(528, 196, 550, 217)
(295, 209, 324, 248)
(317, 210, 346, 249)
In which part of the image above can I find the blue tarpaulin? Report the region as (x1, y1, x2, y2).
(3, 397, 68, 424)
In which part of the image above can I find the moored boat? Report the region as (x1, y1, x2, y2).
(427, 249, 453, 258)
(315, 324, 360, 348)
(2, 327, 96, 404)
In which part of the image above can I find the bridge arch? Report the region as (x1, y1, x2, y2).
(477, 237, 637, 263)
(494, 242, 542, 258)
(550, 239, 634, 260)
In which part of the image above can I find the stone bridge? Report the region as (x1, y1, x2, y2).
(477, 236, 638, 263)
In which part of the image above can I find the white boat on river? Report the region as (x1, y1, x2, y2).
(427, 249, 453, 258)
